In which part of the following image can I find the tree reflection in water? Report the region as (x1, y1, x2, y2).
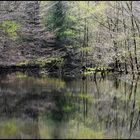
(0, 72, 140, 138)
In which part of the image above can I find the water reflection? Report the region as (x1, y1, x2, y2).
(0, 72, 140, 139)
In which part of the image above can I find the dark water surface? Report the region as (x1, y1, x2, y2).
(0, 72, 140, 139)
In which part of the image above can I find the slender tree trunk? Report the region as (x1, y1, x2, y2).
(126, 1, 139, 73)
(121, 2, 134, 74)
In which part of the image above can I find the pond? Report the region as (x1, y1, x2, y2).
(0, 72, 140, 139)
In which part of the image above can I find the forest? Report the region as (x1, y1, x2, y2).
(1, 1, 140, 139)
(1, 1, 140, 76)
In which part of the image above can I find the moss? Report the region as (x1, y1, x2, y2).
(84, 66, 110, 72)
(83, 66, 112, 76)
(84, 71, 94, 75)
(16, 60, 30, 66)
(86, 67, 96, 71)
(16, 57, 64, 68)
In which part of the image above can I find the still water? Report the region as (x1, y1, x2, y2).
(0, 72, 140, 139)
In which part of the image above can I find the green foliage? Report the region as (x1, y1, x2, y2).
(44, 1, 77, 47)
(0, 20, 20, 39)
(78, 1, 107, 18)
(65, 92, 93, 102)
(60, 29, 76, 38)
(15, 72, 28, 79)
(62, 105, 75, 112)
(0, 119, 18, 137)
(78, 47, 93, 53)
(67, 123, 105, 139)
(44, 1, 66, 40)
